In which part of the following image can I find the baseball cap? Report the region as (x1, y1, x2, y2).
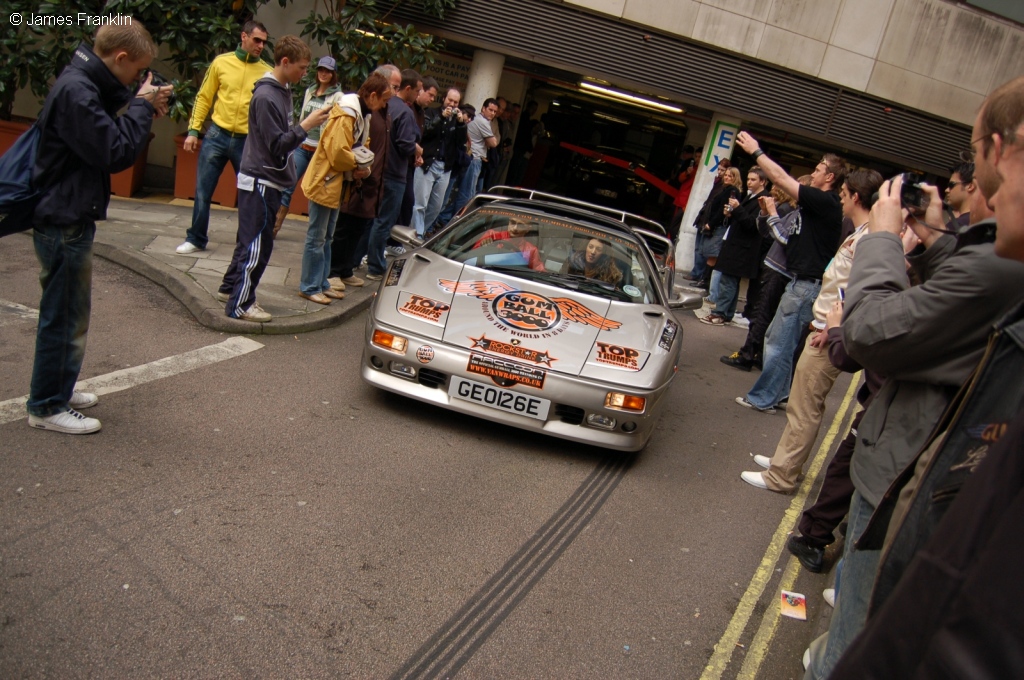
(317, 56, 337, 71)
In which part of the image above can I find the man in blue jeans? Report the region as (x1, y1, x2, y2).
(437, 98, 499, 227)
(365, 69, 422, 280)
(175, 21, 271, 255)
(732, 132, 846, 413)
(27, 22, 171, 434)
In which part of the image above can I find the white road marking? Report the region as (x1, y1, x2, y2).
(0, 299, 39, 323)
(0, 336, 264, 425)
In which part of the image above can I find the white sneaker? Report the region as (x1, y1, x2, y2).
(740, 471, 768, 489)
(360, 255, 368, 268)
(385, 245, 406, 257)
(69, 391, 98, 409)
(802, 648, 811, 671)
(216, 291, 230, 302)
(28, 409, 101, 434)
(753, 454, 771, 469)
(237, 305, 271, 322)
(823, 588, 835, 608)
(735, 396, 776, 414)
(175, 241, 203, 255)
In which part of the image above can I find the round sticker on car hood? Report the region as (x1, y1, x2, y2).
(491, 291, 562, 332)
(416, 345, 435, 363)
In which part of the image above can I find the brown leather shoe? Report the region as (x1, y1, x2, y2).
(299, 291, 332, 305)
(272, 205, 288, 238)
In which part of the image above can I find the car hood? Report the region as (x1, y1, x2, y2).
(381, 255, 677, 387)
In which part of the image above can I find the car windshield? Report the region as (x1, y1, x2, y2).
(428, 206, 661, 304)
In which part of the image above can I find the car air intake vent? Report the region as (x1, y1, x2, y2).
(554, 404, 585, 425)
(418, 369, 447, 389)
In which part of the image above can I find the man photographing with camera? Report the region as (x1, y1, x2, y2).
(26, 20, 172, 434)
(800, 159, 1024, 678)
(411, 86, 468, 237)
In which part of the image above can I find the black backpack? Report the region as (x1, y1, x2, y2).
(0, 124, 45, 238)
(0, 98, 59, 238)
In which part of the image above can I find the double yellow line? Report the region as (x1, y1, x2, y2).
(700, 374, 861, 680)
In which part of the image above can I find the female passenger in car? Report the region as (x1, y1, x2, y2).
(562, 238, 623, 285)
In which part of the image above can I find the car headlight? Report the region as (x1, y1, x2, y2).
(605, 392, 646, 413)
(372, 330, 408, 354)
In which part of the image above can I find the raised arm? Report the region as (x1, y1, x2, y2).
(736, 131, 800, 200)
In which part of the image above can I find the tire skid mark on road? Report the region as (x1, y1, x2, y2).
(0, 336, 264, 425)
(390, 454, 634, 680)
(700, 374, 860, 680)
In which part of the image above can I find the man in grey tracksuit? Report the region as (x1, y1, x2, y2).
(219, 36, 329, 322)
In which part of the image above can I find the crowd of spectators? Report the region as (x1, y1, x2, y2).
(19, 17, 1024, 676)
(684, 76, 1024, 677)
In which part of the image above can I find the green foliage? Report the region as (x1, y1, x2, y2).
(295, 0, 448, 92)
(0, 0, 454, 122)
(0, 1, 104, 120)
(102, 0, 269, 122)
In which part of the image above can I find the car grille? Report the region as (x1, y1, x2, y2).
(417, 368, 447, 389)
(554, 404, 585, 425)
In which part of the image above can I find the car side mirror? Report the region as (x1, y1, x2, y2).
(667, 289, 703, 311)
(390, 225, 423, 249)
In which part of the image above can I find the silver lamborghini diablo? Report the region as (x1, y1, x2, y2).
(361, 188, 702, 452)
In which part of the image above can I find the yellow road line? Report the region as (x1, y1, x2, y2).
(738, 557, 802, 678)
(700, 374, 860, 680)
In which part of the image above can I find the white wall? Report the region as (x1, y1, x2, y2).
(567, 0, 1024, 126)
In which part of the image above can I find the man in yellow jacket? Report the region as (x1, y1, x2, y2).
(175, 20, 271, 255)
(297, 72, 393, 304)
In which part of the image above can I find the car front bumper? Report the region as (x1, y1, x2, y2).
(361, 318, 674, 452)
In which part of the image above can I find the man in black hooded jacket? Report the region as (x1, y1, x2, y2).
(26, 20, 170, 435)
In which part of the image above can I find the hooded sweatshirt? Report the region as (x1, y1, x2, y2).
(239, 74, 308, 190)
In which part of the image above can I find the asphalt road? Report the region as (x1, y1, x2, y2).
(1, 233, 852, 679)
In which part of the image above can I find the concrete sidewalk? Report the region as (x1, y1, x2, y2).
(95, 196, 377, 334)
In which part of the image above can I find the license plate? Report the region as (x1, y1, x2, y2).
(448, 377, 551, 420)
(595, 188, 618, 198)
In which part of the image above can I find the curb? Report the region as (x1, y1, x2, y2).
(92, 242, 374, 334)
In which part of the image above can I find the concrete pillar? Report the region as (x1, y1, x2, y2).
(676, 114, 741, 276)
(464, 50, 505, 110)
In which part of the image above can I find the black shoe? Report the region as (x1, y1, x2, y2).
(720, 352, 753, 371)
(787, 535, 825, 573)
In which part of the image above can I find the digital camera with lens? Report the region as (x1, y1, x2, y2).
(898, 172, 929, 213)
(143, 70, 176, 107)
(871, 172, 930, 214)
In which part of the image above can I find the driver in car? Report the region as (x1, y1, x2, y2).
(562, 237, 623, 285)
(473, 217, 546, 271)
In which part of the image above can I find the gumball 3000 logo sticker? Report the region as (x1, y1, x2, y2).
(437, 279, 622, 339)
(492, 291, 561, 331)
